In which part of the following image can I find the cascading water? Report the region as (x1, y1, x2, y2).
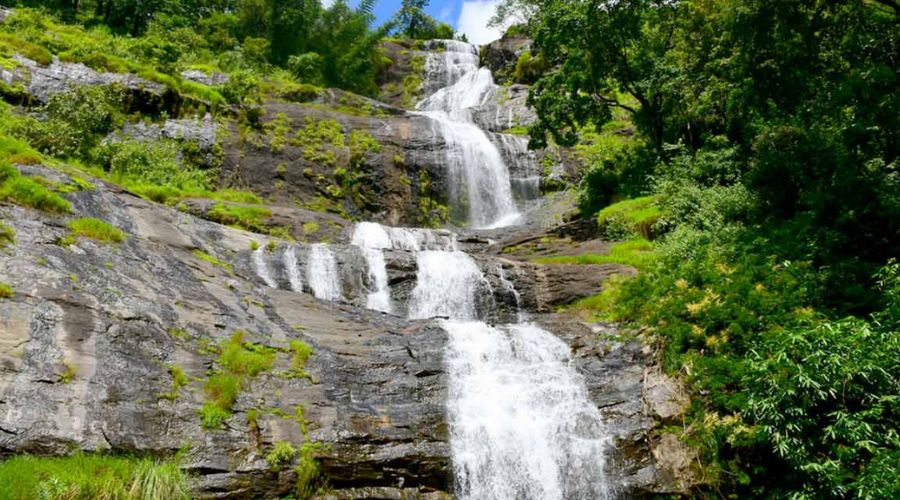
(306, 243, 341, 301)
(412, 40, 611, 499)
(351, 222, 394, 313)
(444, 321, 610, 500)
(417, 41, 520, 229)
(283, 245, 303, 293)
(408, 250, 487, 320)
(244, 39, 611, 498)
(254, 247, 277, 288)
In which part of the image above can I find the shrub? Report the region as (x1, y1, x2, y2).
(266, 441, 297, 469)
(200, 332, 276, 429)
(0, 281, 13, 298)
(66, 217, 126, 244)
(95, 139, 209, 190)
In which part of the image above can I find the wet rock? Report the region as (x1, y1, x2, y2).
(480, 33, 532, 85)
(0, 165, 451, 497)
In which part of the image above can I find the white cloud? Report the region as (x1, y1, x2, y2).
(322, 0, 335, 7)
(456, 1, 505, 45)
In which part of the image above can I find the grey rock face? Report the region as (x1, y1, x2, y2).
(0, 164, 696, 497)
(1, 55, 166, 104)
(479, 33, 532, 85)
(120, 114, 220, 151)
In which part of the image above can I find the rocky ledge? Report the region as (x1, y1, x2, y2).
(0, 162, 695, 498)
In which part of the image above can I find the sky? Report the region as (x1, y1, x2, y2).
(367, 0, 508, 45)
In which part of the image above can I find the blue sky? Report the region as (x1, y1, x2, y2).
(368, 0, 508, 44)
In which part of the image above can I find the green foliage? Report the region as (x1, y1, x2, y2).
(512, 51, 548, 85)
(0, 453, 189, 500)
(0, 281, 13, 299)
(19, 85, 124, 158)
(266, 441, 297, 470)
(596, 196, 661, 240)
(393, 0, 453, 40)
(288, 340, 314, 380)
(66, 217, 126, 244)
(158, 364, 189, 401)
(0, 220, 15, 248)
(218, 331, 276, 377)
(206, 203, 279, 235)
(94, 138, 211, 191)
(200, 332, 276, 429)
(0, 164, 72, 214)
(295, 441, 325, 499)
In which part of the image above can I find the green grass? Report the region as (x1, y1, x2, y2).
(596, 196, 661, 239)
(0, 220, 14, 248)
(534, 238, 658, 271)
(158, 365, 189, 401)
(218, 331, 277, 377)
(192, 249, 233, 273)
(0, 453, 189, 500)
(288, 340, 314, 380)
(0, 163, 72, 214)
(200, 332, 276, 429)
(502, 125, 529, 136)
(206, 203, 275, 234)
(66, 217, 125, 243)
(0, 281, 13, 298)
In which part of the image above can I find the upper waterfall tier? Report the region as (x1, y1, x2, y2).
(416, 40, 521, 229)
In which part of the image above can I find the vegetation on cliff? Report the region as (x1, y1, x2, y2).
(500, 0, 899, 496)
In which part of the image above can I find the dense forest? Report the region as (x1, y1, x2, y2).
(0, 0, 896, 498)
(497, 0, 899, 497)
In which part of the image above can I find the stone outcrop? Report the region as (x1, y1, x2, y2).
(479, 33, 532, 85)
(0, 164, 698, 497)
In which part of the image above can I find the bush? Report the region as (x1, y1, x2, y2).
(0, 281, 13, 298)
(66, 217, 125, 244)
(95, 139, 210, 190)
(200, 332, 276, 429)
(266, 441, 297, 469)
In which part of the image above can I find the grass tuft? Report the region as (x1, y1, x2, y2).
(534, 238, 658, 271)
(66, 217, 125, 243)
(0, 453, 189, 500)
(0, 281, 13, 298)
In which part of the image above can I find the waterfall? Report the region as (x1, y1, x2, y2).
(283, 245, 303, 293)
(351, 222, 393, 313)
(443, 321, 611, 500)
(253, 247, 277, 288)
(417, 41, 520, 229)
(306, 243, 341, 301)
(408, 251, 486, 320)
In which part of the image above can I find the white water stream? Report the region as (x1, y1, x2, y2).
(249, 39, 610, 499)
(417, 41, 520, 229)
